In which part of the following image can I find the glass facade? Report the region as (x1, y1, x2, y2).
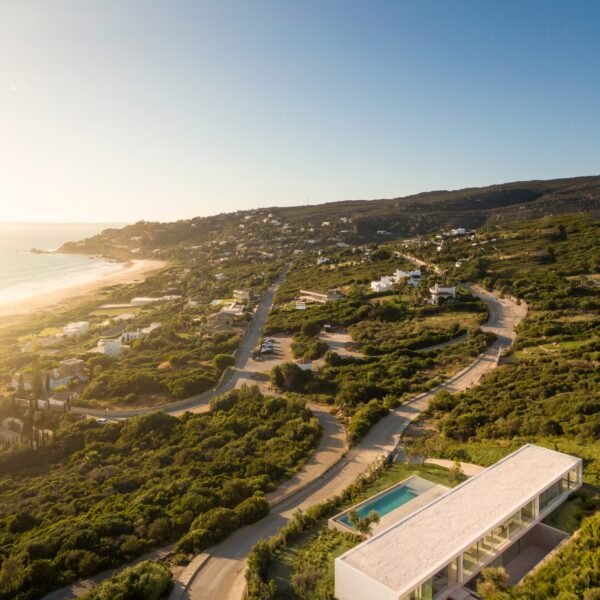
(402, 467, 578, 600)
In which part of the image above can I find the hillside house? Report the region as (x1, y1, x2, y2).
(59, 358, 86, 380)
(233, 288, 253, 303)
(335, 445, 581, 600)
(97, 338, 122, 358)
(430, 283, 457, 304)
(206, 312, 235, 328)
(299, 289, 345, 304)
(11, 372, 33, 391)
(62, 321, 90, 337)
(394, 269, 422, 287)
(371, 277, 395, 293)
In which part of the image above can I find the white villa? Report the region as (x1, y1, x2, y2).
(371, 270, 421, 293)
(233, 288, 253, 303)
(299, 289, 345, 304)
(97, 338, 122, 358)
(130, 295, 181, 307)
(429, 284, 457, 304)
(371, 276, 396, 293)
(335, 445, 582, 600)
(121, 322, 161, 343)
(62, 321, 90, 337)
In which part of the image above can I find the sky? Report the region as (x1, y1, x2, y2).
(1, 1, 599, 224)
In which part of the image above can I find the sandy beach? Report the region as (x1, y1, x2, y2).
(0, 259, 166, 318)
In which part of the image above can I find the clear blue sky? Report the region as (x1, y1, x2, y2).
(1, 0, 599, 223)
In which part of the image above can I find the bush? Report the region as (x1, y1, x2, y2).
(81, 560, 171, 600)
(235, 496, 270, 525)
(212, 353, 235, 371)
(301, 321, 322, 337)
(347, 400, 389, 445)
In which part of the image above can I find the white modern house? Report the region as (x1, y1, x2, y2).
(395, 269, 421, 287)
(233, 288, 253, 302)
(371, 270, 421, 293)
(429, 284, 457, 304)
(299, 289, 345, 304)
(335, 445, 582, 600)
(371, 276, 396, 293)
(96, 338, 122, 358)
(62, 321, 90, 337)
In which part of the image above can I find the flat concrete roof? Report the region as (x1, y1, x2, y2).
(339, 444, 580, 597)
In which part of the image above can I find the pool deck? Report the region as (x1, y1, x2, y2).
(372, 483, 449, 535)
(329, 476, 450, 536)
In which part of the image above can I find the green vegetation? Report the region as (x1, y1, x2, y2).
(274, 252, 401, 303)
(507, 514, 600, 599)
(265, 299, 371, 335)
(1, 181, 599, 598)
(81, 560, 172, 600)
(404, 213, 600, 598)
(247, 462, 453, 599)
(0, 387, 320, 599)
(346, 508, 380, 536)
(349, 300, 487, 354)
(290, 335, 329, 362)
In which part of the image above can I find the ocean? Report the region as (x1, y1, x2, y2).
(0, 223, 126, 306)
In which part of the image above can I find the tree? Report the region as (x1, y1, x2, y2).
(213, 353, 235, 371)
(392, 278, 408, 303)
(347, 509, 380, 537)
(17, 373, 25, 396)
(448, 460, 466, 486)
(31, 368, 45, 399)
(301, 320, 321, 338)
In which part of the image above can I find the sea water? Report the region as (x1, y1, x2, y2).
(0, 222, 126, 306)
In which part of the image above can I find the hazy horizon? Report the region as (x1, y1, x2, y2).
(2, 1, 600, 223)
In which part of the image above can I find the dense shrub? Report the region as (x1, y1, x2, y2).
(0, 387, 320, 600)
(347, 399, 389, 445)
(81, 560, 171, 600)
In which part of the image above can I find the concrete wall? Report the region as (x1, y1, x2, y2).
(335, 558, 397, 600)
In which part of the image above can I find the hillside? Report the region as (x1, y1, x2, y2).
(59, 175, 600, 259)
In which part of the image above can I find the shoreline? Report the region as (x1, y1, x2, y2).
(0, 258, 167, 318)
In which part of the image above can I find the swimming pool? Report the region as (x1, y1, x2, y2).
(338, 484, 419, 526)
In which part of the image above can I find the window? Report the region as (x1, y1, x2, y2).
(521, 499, 536, 524)
(431, 559, 459, 597)
(539, 481, 562, 511)
(568, 467, 580, 489)
(408, 580, 433, 600)
(463, 541, 481, 578)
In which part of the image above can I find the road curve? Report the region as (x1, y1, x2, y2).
(184, 287, 527, 600)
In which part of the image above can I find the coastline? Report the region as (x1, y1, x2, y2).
(0, 258, 167, 318)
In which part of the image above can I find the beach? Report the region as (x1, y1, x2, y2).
(0, 259, 166, 318)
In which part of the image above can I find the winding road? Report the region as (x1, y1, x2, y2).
(46, 265, 527, 600)
(183, 285, 527, 600)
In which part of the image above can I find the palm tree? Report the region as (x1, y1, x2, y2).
(348, 509, 380, 537)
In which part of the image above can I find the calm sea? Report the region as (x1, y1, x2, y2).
(0, 223, 126, 306)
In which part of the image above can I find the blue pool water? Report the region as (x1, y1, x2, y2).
(338, 485, 418, 526)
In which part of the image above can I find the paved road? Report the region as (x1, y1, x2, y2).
(184, 287, 527, 600)
(71, 264, 291, 420)
(51, 267, 526, 600)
